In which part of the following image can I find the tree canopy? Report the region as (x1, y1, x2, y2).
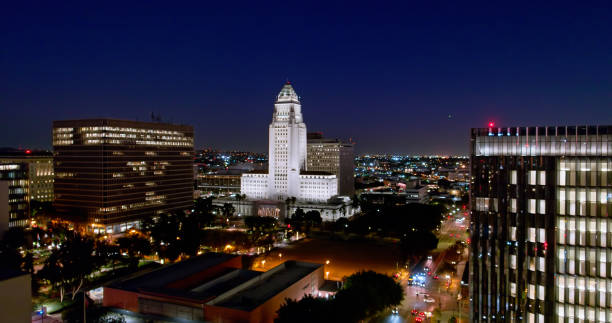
(275, 270, 403, 323)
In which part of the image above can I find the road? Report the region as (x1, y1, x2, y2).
(374, 214, 470, 323)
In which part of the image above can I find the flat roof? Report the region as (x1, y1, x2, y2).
(0, 267, 28, 281)
(108, 253, 238, 295)
(53, 118, 193, 132)
(214, 261, 321, 311)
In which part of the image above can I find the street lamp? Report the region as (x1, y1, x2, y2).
(325, 260, 330, 265)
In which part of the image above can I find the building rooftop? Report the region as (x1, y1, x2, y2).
(53, 118, 193, 131)
(246, 169, 269, 174)
(0, 148, 53, 158)
(300, 171, 334, 176)
(0, 267, 28, 281)
(107, 253, 245, 302)
(212, 261, 322, 311)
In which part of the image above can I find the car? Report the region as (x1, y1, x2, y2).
(392, 307, 399, 315)
(415, 317, 423, 322)
(419, 312, 425, 317)
(424, 297, 435, 303)
(433, 275, 439, 280)
(411, 309, 418, 316)
(427, 255, 433, 260)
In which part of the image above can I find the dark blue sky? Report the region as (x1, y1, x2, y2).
(2, 1, 612, 154)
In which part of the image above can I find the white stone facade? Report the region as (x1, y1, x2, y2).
(241, 82, 337, 203)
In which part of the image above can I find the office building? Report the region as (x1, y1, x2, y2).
(0, 149, 54, 203)
(103, 253, 324, 323)
(241, 82, 337, 203)
(0, 163, 29, 228)
(469, 125, 612, 323)
(53, 119, 194, 234)
(307, 134, 355, 196)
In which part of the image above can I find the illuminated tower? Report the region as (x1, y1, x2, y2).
(267, 82, 307, 200)
(470, 125, 612, 323)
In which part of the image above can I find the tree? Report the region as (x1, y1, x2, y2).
(304, 210, 322, 230)
(275, 295, 333, 323)
(275, 270, 403, 322)
(180, 212, 204, 256)
(194, 197, 216, 226)
(334, 217, 349, 234)
(400, 230, 439, 264)
(116, 234, 152, 270)
(222, 203, 235, 218)
(142, 212, 181, 261)
(39, 232, 97, 302)
(336, 271, 404, 319)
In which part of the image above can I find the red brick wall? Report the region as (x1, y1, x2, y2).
(251, 266, 325, 323)
(204, 305, 251, 323)
(102, 287, 139, 312)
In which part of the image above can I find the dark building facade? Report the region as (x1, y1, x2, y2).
(470, 125, 612, 323)
(306, 135, 354, 196)
(53, 119, 194, 234)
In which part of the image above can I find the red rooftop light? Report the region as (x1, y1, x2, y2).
(25, 149, 31, 154)
(488, 122, 495, 128)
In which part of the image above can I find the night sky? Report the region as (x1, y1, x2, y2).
(2, 2, 612, 155)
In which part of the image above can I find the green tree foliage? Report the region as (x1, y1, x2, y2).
(39, 232, 97, 302)
(337, 270, 404, 318)
(288, 208, 321, 233)
(275, 295, 332, 323)
(399, 231, 439, 263)
(200, 229, 253, 251)
(194, 197, 216, 226)
(276, 271, 403, 322)
(142, 211, 205, 261)
(116, 234, 151, 270)
(244, 216, 277, 232)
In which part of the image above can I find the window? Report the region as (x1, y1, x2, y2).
(538, 171, 546, 185)
(529, 199, 536, 213)
(510, 170, 517, 184)
(538, 200, 546, 214)
(528, 170, 537, 185)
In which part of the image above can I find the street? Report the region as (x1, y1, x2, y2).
(374, 212, 469, 323)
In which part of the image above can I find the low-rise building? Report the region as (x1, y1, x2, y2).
(0, 268, 31, 323)
(103, 253, 325, 323)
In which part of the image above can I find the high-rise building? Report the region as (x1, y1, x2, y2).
(53, 119, 194, 234)
(307, 135, 354, 196)
(469, 125, 612, 323)
(241, 82, 337, 203)
(0, 163, 29, 228)
(0, 149, 54, 203)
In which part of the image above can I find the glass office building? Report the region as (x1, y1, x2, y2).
(53, 119, 194, 233)
(0, 163, 29, 228)
(470, 125, 612, 323)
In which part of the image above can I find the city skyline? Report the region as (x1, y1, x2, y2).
(3, 2, 612, 155)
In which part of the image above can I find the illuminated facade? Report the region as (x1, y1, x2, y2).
(53, 119, 194, 233)
(241, 82, 337, 203)
(470, 125, 612, 323)
(0, 150, 54, 203)
(0, 163, 29, 227)
(307, 136, 354, 196)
